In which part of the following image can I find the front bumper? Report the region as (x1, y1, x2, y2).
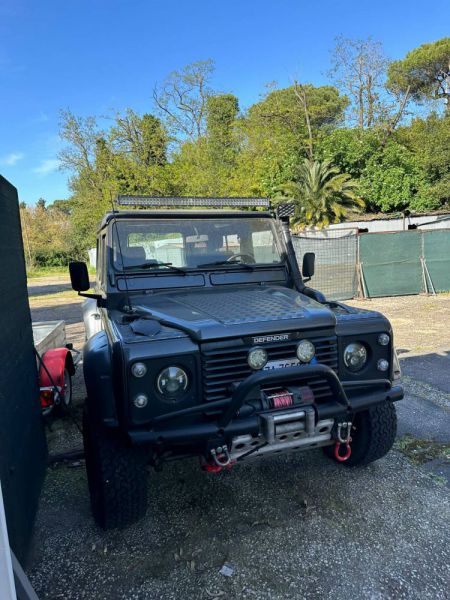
(128, 364, 403, 446)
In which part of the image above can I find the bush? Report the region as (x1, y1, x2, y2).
(32, 250, 80, 267)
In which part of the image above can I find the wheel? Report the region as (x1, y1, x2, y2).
(324, 402, 397, 467)
(54, 368, 72, 415)
(82, 407, 149, 529)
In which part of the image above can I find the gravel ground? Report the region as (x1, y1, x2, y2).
(27, 291, 450, 600)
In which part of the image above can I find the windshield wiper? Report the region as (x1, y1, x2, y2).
(196, 260, 254, 270)
(123, 261, 187, 275)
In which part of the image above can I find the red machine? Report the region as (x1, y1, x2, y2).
(38, 347, 76, 415)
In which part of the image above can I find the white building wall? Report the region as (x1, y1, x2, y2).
(328, 214, 450, 233)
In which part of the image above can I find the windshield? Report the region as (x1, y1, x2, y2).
(112, 217, 283, 270)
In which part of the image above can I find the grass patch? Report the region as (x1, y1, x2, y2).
(395, 434, 450, 465)
(27, 265, 96, 278)
(27, 266, 69, 278)
(29, 289, 80, 304)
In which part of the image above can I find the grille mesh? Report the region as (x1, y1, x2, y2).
(201, 336, 338, 404)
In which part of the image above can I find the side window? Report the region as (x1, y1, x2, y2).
(100, 235, 107, 287)
(96, 238, 102, 285)
(252, 230, 279, 263)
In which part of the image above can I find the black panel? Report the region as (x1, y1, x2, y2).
(0, 176, 47, 562)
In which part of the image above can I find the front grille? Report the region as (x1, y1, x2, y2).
(201, 335, 338, 404)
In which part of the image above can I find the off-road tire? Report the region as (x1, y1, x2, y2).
(82, 407, 148, 529)
(325, 401, 397, 467)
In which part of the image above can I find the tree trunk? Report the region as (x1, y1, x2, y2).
(293, 81, 314, 160)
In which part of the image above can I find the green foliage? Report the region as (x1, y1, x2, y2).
(59, 109, 173, 249)
(206, 94, 239, 166)
(318, 128, 382, 178)
(359, 142, 433, 212)
(275, 159, 364, 228)
(110, 110, 168, 166)
(387, 38, 450, 107)
(19, 201, 81, 268)
(234, 84, 348, 196)
(397, 113, 450, 206)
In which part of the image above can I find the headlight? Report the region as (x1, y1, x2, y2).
(157, 366, 189, 400)
(296, 339, 315, 363)
(131, 362, 147, 378)
(344, 342, 368, 372)
(248, 347, 268, 370)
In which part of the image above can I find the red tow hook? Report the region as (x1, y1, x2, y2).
(201, 445, 235, 472)
(334, 439, 352, 461)
(334, 422, 353, 462)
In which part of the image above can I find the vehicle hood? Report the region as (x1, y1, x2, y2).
(133, 285, 336, 341)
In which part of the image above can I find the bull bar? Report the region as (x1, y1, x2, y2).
(128, 364, 404, 445)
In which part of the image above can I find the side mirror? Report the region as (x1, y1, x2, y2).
(69, 261, 90, 292)
(302, 252, 315, 281)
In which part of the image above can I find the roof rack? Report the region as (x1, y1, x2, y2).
(116, 195, 271, 209)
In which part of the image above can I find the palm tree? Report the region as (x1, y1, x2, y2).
(276, 159, 364, 228)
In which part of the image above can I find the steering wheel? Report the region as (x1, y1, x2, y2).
(226, 253, 256, 264)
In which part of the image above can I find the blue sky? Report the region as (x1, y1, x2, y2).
(0, 0, 448, 205)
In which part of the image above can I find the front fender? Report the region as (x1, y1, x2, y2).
(83, 331, 119, 426)
(82, 297, 103, 340)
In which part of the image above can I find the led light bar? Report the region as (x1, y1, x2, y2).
(116, 195, 271, 209)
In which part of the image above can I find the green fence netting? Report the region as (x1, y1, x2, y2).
(292, 229, 358, 300)
(422, 230, 450, 293)
(294, 228, 450, 299)
(359, 231, 424, 297)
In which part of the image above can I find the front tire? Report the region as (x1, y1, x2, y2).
(325, 402, 397, 467)
(82, 407, 149, 529)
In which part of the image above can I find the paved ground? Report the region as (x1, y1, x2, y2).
(27, 287, 450, 600)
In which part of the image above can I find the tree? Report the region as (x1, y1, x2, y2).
(153, 59, 215, 142)
(235, 84, 348, 196)
(59, 110, 104, 194)
(387, 38, 450, 111)
(48, 199, 74, 215)
(110, 110, 168, 166)
(19, 202, 73, 268)
(276, 159, 364, 228)
(206, 93, 239, 165)
(329, 36, 390, 128)
(59, 108, 172, 249)
(171, 93, 240, 197)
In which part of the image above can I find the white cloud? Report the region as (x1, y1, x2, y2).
(33, 158, 60, 176)
(0, 152, 25, 166)
(30, 112, 49, 124)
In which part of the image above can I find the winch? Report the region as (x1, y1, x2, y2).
(260, 384, 315, 410)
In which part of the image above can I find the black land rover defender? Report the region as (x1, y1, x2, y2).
(69, 196, 403, 529)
